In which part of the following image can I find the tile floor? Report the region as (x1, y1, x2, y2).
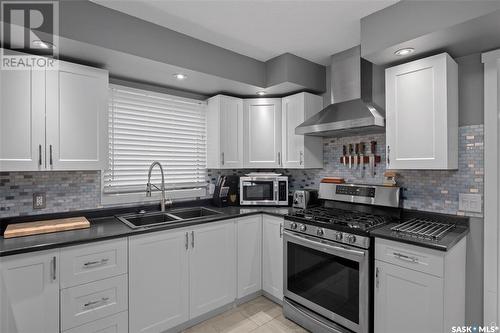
(182, 296, 309, 333)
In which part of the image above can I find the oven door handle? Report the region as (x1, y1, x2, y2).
(284, 231, 366, 259)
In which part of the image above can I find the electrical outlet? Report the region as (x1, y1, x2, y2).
(33, 192, 46, 209)
(459, 193, 482, 213)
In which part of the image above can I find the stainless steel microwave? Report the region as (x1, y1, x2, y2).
(239, 174, 288, 206)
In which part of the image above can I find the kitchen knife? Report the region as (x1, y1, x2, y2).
(370, 141, 376, 176)
(360, 142, 365, 169)
(348, 144, 353, 169)
(354, 144, 359, 169)
(342, 145, 347, 166)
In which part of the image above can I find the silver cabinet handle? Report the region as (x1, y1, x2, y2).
(49, 145, 53, 166)
(299, 151, 303, 165)
(51, 256, 57, 281)
(376, 266, 380, 289)
(221, 152, 224, 165)
(191, 231, 195, 248)
(84, 297, 109, 308)
(393, 252, 419, 263)
(38, 144, 42, 166)
(280, 223, 283, 238)
(83, 258, 109, 268)
(387, 145, 390, 166)
(185, 232, 189, 250)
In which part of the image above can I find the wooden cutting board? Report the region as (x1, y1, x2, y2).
(320, 177, 345, 184)
(3, 217, 90, 239)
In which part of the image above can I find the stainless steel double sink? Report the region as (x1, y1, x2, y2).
(117, 207, 222, 229)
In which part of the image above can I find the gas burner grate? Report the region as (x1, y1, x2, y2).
(292, 207, 390, 230)
(391, 218, 455, 240)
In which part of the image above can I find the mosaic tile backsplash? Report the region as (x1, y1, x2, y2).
(208, 125, 484, 218)
(0, 125, 483, 218)
(0, 171, 100, 218)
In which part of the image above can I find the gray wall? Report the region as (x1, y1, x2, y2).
(457, 53, 484, 126)
(361, 1, 500, 59)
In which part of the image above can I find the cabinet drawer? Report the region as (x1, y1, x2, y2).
(63, 311, 128, 333)
(61, 275, 128, 330)
(375, 238, 444, 277)
(60, 238, 127, 288)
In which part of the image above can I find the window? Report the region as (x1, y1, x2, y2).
(103, 85, 207, 203)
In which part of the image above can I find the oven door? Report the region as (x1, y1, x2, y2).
(240, 179, 277, 205)
(283, 230, 369, 333)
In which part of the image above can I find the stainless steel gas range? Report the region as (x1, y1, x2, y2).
(283, 183, 401, 333)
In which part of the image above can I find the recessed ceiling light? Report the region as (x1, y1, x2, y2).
(173, 73, 187, 80)
(394, 48, 415, 56)
(257, 91, 266, 96)
(32, 40, 54, 49)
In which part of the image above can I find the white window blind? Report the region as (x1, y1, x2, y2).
(104, 85, 207, 195)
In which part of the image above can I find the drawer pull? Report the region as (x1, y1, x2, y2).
(83, 297, 110, 308)
(83, 258, 109, 268)
(393, 252, 419, 263)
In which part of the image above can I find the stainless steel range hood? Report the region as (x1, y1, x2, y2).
(296, 46, 385, 137)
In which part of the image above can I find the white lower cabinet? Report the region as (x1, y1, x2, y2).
(237, 215, 262, 298)
(60, 275, 128, 331)
(129, 220, 236, 333)
(374, 238, 466, 333)
(189, 222, 236, 318)
(262, 215, 284, 301)
(374, 260, 443, 333)
(63, 311, 128, 333)
(129, 229, 190, 333)
(0, 250, 59, 333)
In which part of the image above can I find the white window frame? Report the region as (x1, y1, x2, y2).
(101, 84, 207, 206)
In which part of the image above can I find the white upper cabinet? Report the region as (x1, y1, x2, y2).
(46, 61, 108, 170)
(0, 58, 108, 171)
(243, 98, 282, 168)
(282, 92, 323, 169)
(0, 250, 59, 333)
(0, 68, 45, 171)
(206, 95, 244, 169)
(385, 53, 458, 170)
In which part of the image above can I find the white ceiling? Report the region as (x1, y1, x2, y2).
(92, 0, 397, 65)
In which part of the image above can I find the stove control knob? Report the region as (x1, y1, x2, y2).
(335, 232, 343, 241)
(316, 228, 324, 236)
(290, 222, 298, 230)
(299, 224, 307, 232)
(347, 234, 357, 244)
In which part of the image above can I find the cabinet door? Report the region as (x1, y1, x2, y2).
(46, 61, 108, 170)
(385, 53, 457, 170)
(189, 221, 236, 318)
(282, 94, 305, 168)
(129, 230, 189, 333)
(0, 251, 59, 333)
(243, 98, 282, 168)
(0, 68, 45, 171)
(262, 215, 283, 300)
(374, 260, 443, 333)
(237, 215, 262, 298)
(220, 96, 244, 169)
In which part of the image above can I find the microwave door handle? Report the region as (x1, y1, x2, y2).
(284, 231, 366, 259)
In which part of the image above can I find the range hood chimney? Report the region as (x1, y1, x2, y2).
(296, 46, 385, 137)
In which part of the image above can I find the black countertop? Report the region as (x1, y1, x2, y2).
(0, 202, 469, 257)
(0, 204, 293, 257)
(369, 210, 470, 251)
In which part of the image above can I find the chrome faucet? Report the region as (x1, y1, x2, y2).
(146, 161, 171, 212)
